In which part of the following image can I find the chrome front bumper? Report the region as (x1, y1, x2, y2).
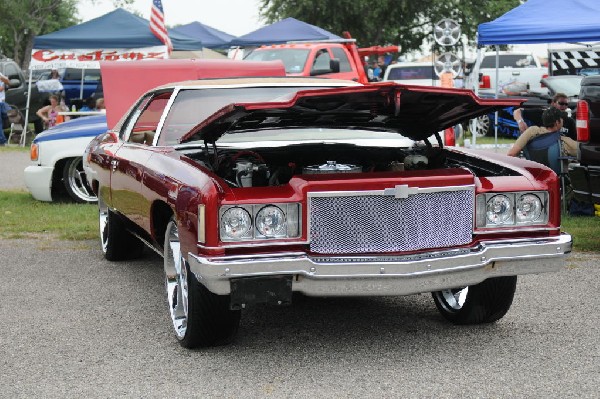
(188, 234, 572, 296)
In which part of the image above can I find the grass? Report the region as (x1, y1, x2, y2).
(1, 190, 598, 252)
(0, 191, 97, 240)
(562, 214, 600, 252)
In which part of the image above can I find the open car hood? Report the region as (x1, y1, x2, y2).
(180, 83, 524, 144)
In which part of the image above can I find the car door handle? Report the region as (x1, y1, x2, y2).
(512, 71, 520, 76)
(111, 160, 118, 171)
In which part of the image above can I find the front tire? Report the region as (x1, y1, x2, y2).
(63, 157, 97, 203)
(98, 197, 144, 261)
(164, 217, 240, 348)
(432, 276, 517, 324)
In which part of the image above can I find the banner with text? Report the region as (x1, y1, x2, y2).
(30, 46, 168, 69)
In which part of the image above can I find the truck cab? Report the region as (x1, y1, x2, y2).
(244, 42, 367, 83)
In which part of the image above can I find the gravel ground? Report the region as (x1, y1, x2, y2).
(0, 149, 30, 190)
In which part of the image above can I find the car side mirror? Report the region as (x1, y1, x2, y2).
(8, 78, 22, 89)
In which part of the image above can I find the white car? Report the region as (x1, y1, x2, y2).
(24, 115, 106, 203)
(382, 62, 440, 86)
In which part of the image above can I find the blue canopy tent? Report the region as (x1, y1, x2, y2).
(230, 17, 341, 47)
(171, 21, 235, 49)
(478, 0, 600, 45)
(34, 8, 203, 50)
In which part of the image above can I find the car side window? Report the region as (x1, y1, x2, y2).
(331, 48, 352, 72)
(312, 49, 332, 71)
(4, 63, 21, 82)
(122, 92, 171, 145)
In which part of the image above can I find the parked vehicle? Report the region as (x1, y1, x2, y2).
(244, 41, 368, 83)
(569, 75, 600, 204)
(1, 57, 48, 132)
(84, 61, 571, 349)
(382, 62, 440, 86)
(469, 51, 548, 93)
(24, 115, 106, 203)
(36, 68, 101, 107)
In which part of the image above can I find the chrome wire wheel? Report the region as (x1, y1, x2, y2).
(437, 287, 469, 311)
(64, 157, 97, 203)
(473, 115, 490, 138)
(98, 198, 109, 255)
(164, 220, 189, 340)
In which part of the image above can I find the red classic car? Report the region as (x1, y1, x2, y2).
(84, 69, 572, 349)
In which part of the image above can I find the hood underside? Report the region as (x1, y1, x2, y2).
(180, 82, 524, 144)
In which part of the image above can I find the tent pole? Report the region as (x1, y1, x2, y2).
(80, 68, 85, 101)
(494, 46, 499, 149)
(22, 68, 33, 147)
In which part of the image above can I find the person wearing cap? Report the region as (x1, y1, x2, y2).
(513, 92, 576, 140)
(507, 106, 578, 157)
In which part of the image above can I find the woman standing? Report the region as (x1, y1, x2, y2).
(36, 95, 68, 129)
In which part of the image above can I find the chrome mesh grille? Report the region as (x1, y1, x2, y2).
(309, 190, 473, 254)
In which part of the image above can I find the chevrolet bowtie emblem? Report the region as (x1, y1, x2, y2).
(383, 184, 417, 199)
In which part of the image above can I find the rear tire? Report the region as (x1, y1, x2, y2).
(62, 157, 97, 203)
(432, 276, 517, 324)
(164, 217, 240, 348)
(98, 197, 144, 261)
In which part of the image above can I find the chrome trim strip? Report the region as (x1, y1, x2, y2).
(188, 233, 572, 296)
(308, 184, 475, 198)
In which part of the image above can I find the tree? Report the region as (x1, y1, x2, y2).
(258, 0, 521, 55)
(0, 0, 134, 70)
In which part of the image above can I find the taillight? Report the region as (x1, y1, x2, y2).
(444, 127, 455, 146)
(479, 75, 491, 89)
(576, 100, 590, 142)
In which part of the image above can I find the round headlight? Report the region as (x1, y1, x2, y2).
(221, 207, 252, 239)
(486, 194, 513, 225)
(516, 193, 543, 223)
(255, 205, 286, 237)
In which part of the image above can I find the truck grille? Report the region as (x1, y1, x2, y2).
(309, 190, 473, 254)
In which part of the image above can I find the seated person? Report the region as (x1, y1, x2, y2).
(507, 107, 578, 157)
(79, 97, 97, 112)
(513, 93, 576, 140)
(95, 98, 106, 112)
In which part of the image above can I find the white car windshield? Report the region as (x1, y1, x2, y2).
(244, 49, 311, 74)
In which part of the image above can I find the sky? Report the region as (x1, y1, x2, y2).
(77, 0, 265, 37)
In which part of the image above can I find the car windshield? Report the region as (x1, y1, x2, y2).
(159, 86, 338, 146)
(244, 49, 310, 74)
(545, 76, 583, 97)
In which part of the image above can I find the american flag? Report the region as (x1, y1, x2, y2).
(150, 0, 173, 52)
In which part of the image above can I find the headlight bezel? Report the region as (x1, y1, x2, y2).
(219, 203, 301, 242)
(476, 191, 549, 228)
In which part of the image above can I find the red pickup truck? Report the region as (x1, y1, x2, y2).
(244, 40, 369, 83)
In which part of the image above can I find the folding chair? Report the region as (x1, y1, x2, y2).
(6, 107, 33, 146)
(522, 131, 574, 213)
